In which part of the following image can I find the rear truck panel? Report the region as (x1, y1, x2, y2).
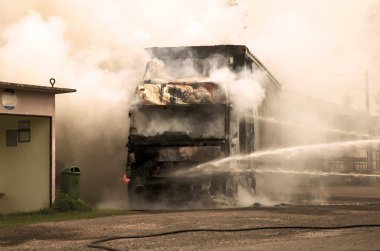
(126, 45, 281, 205)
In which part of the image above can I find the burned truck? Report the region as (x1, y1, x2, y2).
(126, 45, 281, 204)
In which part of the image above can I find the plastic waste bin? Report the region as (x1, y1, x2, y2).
(60, 166, 81, 198)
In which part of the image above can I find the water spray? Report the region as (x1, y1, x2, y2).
(176, 139, 380, 177)
(254, 168, 380, 178)
(254, 116, 373, 139)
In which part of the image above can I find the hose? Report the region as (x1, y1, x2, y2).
(87, 223, 380, 251)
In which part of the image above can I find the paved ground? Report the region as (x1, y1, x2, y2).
(1, 179, 380, 250)
(1, 203, 380, 250)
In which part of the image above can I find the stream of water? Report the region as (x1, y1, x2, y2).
(175, 139, 380, 177)
(255, 116, 373, 138)
(254, 168, 380, 178)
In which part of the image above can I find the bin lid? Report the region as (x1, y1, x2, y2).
(61, 166, 81, 174)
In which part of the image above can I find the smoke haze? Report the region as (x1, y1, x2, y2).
(0, 0, 378, 205)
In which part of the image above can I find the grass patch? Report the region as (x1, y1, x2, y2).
(51, 192, 92, 212)
(0, 193, 136, 228)
(0, 208, 134, 228)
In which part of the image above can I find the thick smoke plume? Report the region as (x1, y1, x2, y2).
(210, 67, 266, 114)
(0, 0, 378, 206)
(0, 0, 247, 205)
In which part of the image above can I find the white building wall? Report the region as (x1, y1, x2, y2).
(0, 89, 55, 213)
(0, 115, 51, 213)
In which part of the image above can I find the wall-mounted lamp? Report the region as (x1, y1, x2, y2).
(1, 89, 17, 110)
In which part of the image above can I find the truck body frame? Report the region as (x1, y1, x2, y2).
(126, 45, 281, 205)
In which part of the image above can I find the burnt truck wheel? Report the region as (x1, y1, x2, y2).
(127, 185, 147, 209)
(210, 175, 228, 195)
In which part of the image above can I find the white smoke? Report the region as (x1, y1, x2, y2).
(0, 0, 377, 206)
(0, 0, 249, 204)
(210, 67, 266, 114)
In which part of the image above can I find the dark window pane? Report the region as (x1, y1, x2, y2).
(6, 130, 17, 147)
(18, 120, 30, 130)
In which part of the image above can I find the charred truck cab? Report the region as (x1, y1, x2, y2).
(126, 45, 281, 204)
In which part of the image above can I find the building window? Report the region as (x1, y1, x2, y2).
(18, 120, 30, 143)
(6, 130, 18, 147)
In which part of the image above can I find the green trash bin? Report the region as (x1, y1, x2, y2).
(60, 166, 81, 198)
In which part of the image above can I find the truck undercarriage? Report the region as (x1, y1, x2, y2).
(127, 138, 230, 202)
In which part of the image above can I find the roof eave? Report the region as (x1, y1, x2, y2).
(0, 81, 76, 94)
